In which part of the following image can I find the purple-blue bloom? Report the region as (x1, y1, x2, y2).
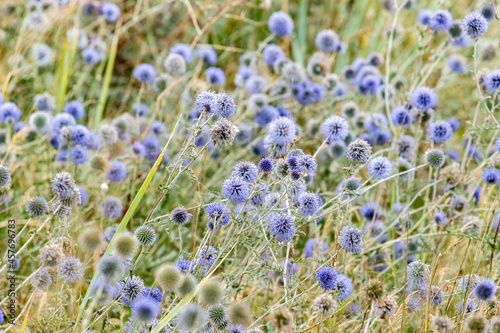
(268, 11, 294, 37)
(269, 213, 295, 242)
(315, 266, 337, 291)
(221, 177, 250, 203)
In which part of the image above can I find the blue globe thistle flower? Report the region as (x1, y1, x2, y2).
(425, 149, 445, 169)
(481, 168, 500, 185)
(298, 154, 317, 177)
(0, 166, 11, 189)
(171, 43, 192, 63)
(100, 196, 123, 219)
(69, 145, 88, 165)
(482, 4, 495, 21)
(315, 29, 339, 53)
(396, 135, 415, 160)
(132, 103, 148, 117)
(176, 259, 194, 274)
(268, 11, 294, 37)
(262, 44, 285, 66)
(358, 74, 380, 95)
(30, 43, 54, 67)
(196, 46, 217, 65)
(232, 161, 259, 183)
(484, 70, 500, 94)
(474, 278, 496, 301)
(51, 171, 76, 199)
(334, 274, 353, 300)
(197, 245, 217, 268)
(150, 121, 166, 136)
(447, 54, 466, 73)
(434, 210, 448, 226)
(298, 192, 320, 216)
(268, 117, 296, 145)
(170, 207, 192, 225)
(52, 113, 77, 132)
(245, 75, 267, 94)
(76, 186, 87, 206)
(133, 63, 156, 84)
(60, 256, 83, 283)
(195, 91, 216, 115)
(119, 275, 145, 306)
(100, 2, 120, 22)
(315, 267, 337, 291)
(64, 100, 85, 120)
(0, 102, 21, 125)
(360, 202, 382, 221)
(229, 324, 246, 333)
(82, 47, 102, 64)
(258, 157, 273, 173)
(222, 177, 250, 203)
(132, 297, 160, 322)
(407, 260, 430, 290)
(269, 213, 295, 242)
(446, 117, 460, 131)
(462, 12, 488, 39)
(346, 139, 372, 164)
(363, 113, 388, 132)
(132, 141, 146, 156)
(338, 226, 363, 253)
(322, 115, 349, 143)
(106, 160, 127, 182)
(210, 92, 236, 118)
(367, 156, 392, 180)
(417, 9, 432, 25)
(205, 67, 225, 85)
(34, 93, 55, 112)
(427, 120, 453, 143)
(391, 105, 413, 127)
(71, 125, 90, 145)
(255, 106, 279, 127)
(304, 238, 327, 258)
(142, 136, 160, 160)
(26, 196, 49, 217)
(31, 268, 52, 290)
(429, 9, 453, 31)
(205, 202, 230, 226)
(411, 87, 437, 111)
(55, 150, 69, 162)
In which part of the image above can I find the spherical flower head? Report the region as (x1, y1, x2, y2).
(135, 225, 156, 246)
(268, 11, 294, 37)
(34, 93, 55, 112)
(315, 267, 337, 291)
(484, 70, 500, 94)
(100, 2, 120, 22)
(298, 192, 320, 216)
(429, 9, 453, 31)
(417, 9, 432, 25)
(268, 117, 296, 145)
(208, 303, 229, 330)
(176, 259, 194, 274)
(391, 105, 412, 127)
(269, 213, 295, 242)
(255, 106, 279, 127)
(232, 161, 258, 183)
(473, 278, 496, 301)
(482, 168, 500, 185)
(205, 67, 225, 86)
(26, 196, 49, 217)
(363, 279, 385, 301)
(133, 63, 156, 84)
(0, 102, 21, 125)
(322, 115, 349, 143)
(82, 47, 101, 64)
(170, 43, 192, 63)
(258, 157, 273, 173)
(60, 256, 83, 283)
(447, 54, 466, 73)
(0, 166, 11, 189)
(132, 103, 148, 117)
(313, 294, 336, 317)
(334, 274, 353, 300)
(195, 91, 216, 115)
(64, 100, 85, 120)
(179, 304, 206, 331)
(434, 210, 448, 226)
(411, 87, 437, 111)
(427, 121, 453, 144)
(170, 206, 192, 225)
(70, 145, 88, 165)
(221, 177, 250, 203)
(262, 44, 285, 66)
(51, 171, 76, 200)
(425, 149, 445, 169)
(100, 196, 123, 219)
(119, 275, 145, 306)
(196, 46, 217, 65)
(210, 92, 235, 118)
(346, 139, 372, 165)
(210, 119, 238, 146)
(71, 125, 90, 146)
(407, 260, 430, 290)
(132, 297, 160, 322)
(463, 12, 488, 39)
(31, 268, 52, 290)
(338, 226, 363, 253)
(229, 324, 246, 333)
(164, 53, 186, 76)
(106, 160, 126, 182)
(315, 29, 339, 53)
(367, 156, 392, 180)
(245, 75, 267, 94)
(432, 316, 455, 332)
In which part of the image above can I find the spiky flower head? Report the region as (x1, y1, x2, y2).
(155, 265, 181, 291)
(269, 305, 294, 333)
(26, 196, 49, 217)
(346, 139, 372, 165)
(313, 294, 336, 317)
(179, 304, 206, 331)
(407, 260, 430, 290)
(363, 279, 385, 301)
(208, 304, 229, 330)
(60, 256, 83, 283)
(426, 149, 446, 168)
(210, 119, 238, 146)
(39, 244, 64, 268)
(31, 268, 52, 290)
(134, 225, 156, 246)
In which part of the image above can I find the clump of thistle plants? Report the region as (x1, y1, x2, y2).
(1, 0, 500, 332)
